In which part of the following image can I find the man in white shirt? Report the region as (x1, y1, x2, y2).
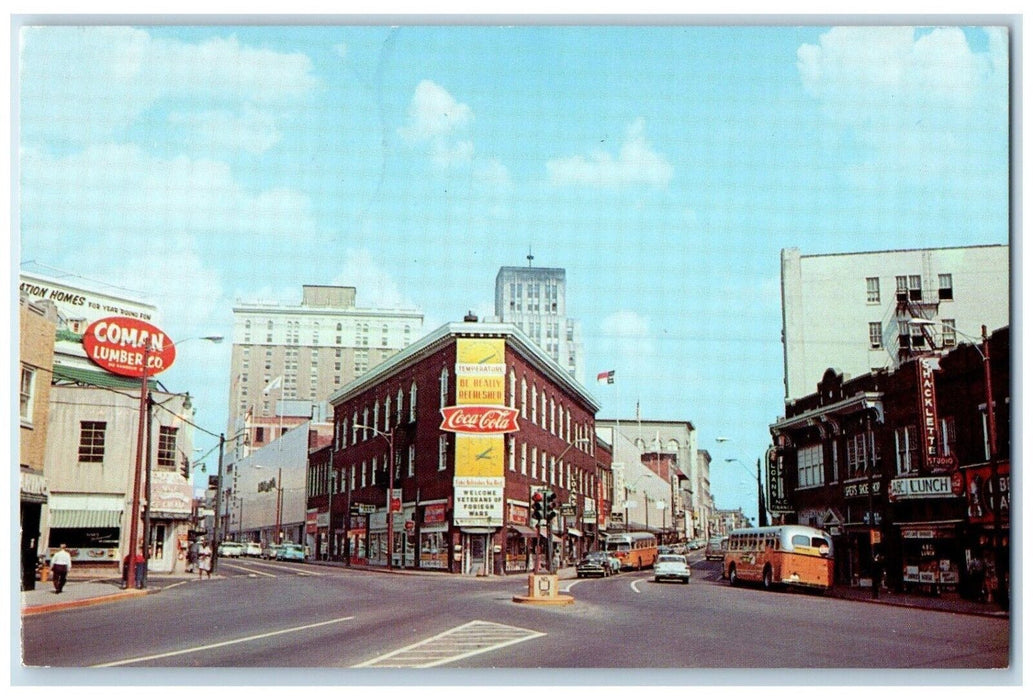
(50, 543, 72, 594)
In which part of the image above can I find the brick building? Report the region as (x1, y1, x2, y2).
(769, 325, 1010, 603)
(311, 319, 607, 575)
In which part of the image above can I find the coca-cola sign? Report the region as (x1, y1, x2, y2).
(82, 316, 176, 378)
(440, 405, 520, 435)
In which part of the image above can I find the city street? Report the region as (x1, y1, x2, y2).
(20, 555, 1010, 675)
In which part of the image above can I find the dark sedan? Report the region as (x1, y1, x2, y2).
(576, 551, 615, 578)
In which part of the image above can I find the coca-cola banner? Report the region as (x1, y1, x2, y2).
(449, 338, 512, 479)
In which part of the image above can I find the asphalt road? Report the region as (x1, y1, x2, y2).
(19, 555, 1010, 679)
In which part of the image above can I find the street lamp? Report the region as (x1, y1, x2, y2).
(126, 334, 222, 590)
(353, 423, 399, 571)
(910, 319, 1007, 610)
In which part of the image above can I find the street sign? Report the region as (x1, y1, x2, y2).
(560, 504, 576, 517)
(355, 503, 376, 514)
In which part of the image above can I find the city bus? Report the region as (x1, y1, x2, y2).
(723, 525, 834, 592)
(605, 532, 659, 570)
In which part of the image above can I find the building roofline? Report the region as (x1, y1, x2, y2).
(784, 243, 1008, 261)
(328, 321, 601, 411)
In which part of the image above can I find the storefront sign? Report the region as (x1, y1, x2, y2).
(964, 462, 1011, 525)
(424, 502, 447, 524)
(82, 316, 176, 378)
(917, 358, 941, 470)
(767, 442, 793, 513)
(508, 502, 529, 526)
(843, 480, 882, 499)
(889, 474, 961, 501)
(453, 476, 504, 527)
(150, 471, 192, 514)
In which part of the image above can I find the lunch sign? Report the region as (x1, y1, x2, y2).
(82, 316, 176, 378)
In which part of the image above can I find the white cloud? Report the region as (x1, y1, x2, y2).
(398, 80, 474, 144)
(20, 143, 326, 304)
(332, 249, 417, 310)
(547, 119, 673, 189)
(168, 105, 281, 154)
(19, 27, 317, 149)
(796, 27, 1008, 184)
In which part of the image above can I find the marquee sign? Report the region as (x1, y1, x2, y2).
(888, 473, 963, 501)
(917, 357, 942, 470)
(82, 316, 175, 378)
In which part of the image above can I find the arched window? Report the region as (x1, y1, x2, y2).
(531, 385, 538, 424)
(396, 388, 404, 425)
(520, 378, 528, 419)
(439, 367, 449, 408)
(508, 370, 516, 408)
(410, 382, 418, 422)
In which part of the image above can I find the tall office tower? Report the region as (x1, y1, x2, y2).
(228, 285, 424, 443)
(494, 265, 584, 383)
(780, 244, 1009, 402)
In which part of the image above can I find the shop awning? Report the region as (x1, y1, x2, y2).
(508, 525, 537, 537)
(567, 528, 583, 537)
(49, 509, 122, 528)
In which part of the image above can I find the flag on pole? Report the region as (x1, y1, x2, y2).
(263, 375, 283, 395)
(596, 370, 615, 385)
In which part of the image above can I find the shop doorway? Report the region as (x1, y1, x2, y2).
(465, 533, 489, 575)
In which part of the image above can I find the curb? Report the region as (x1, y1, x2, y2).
(22, 588, 149, 616)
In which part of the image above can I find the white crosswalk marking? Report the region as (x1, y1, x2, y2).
(353, 620, 546, 668)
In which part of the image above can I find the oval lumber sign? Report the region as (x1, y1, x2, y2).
(82, 316, 176, 378)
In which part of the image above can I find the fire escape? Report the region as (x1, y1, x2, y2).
(888, 276, 943, 364)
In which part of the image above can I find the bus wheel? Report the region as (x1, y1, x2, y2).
(728, 565, 738, 586)
(762, 566, 773, 590)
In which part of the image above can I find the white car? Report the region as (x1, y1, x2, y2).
(218, 541, 244, 558)
(654, 554, 691, 584)
(243, 542, 262, 557)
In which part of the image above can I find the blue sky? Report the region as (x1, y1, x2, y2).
(14, 22, 1010, 518)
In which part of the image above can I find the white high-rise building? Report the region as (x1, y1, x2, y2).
(228, 285, 423, 443)
(780, 244, 1009, 402)
(494, 265, 584, 383)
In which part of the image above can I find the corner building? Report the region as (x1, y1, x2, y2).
(322, 320, 605, 575)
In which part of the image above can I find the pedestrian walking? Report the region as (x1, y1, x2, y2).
(50, 544, 72, 594)
(185, 540, 197, 573)
(871, 549, 884, 599)
(197, 539, 212, 579)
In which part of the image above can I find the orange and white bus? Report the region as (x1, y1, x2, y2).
(605, 532, 658, 570)
(723, 525, 834, 592)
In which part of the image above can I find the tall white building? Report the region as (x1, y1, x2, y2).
(228, 285, 423, 443)
(494, 265, 584, 383)
(780, 244, 1009, 401)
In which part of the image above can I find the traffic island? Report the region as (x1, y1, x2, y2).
(512, 573, 574, 606)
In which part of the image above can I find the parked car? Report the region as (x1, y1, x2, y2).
(576, 551, 615, 578)
(263, 543, 284, 560)
(243, 542, 262, 557)
(704, 536, 728, 561)
(653, 554, 691, 584)
(277, 543, 306, 562)
(218, 541, 244, 558)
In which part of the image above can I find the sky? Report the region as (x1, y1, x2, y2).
(12, 20, 1011, 521)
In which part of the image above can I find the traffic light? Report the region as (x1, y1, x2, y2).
(531, 491, 544, 524)
(545, 490, 558, 522)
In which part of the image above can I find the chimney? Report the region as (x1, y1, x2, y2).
(464, 310, 478, 322)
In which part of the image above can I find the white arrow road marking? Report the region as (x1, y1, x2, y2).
(630, 578, 650, 593)
(91, 615, 356, 667)
(353, 620, 546, 668)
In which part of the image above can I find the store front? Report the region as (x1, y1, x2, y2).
(898, 521, 963, 594)
(505, 525, 534, 573)
(461, 528, 493, 576)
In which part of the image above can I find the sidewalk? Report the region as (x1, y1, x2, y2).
(19, 572, 205, 616)
(19, 562, 1009, 619)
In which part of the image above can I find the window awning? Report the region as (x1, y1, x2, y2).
(567, 528, 583, 537)
(508, 525, 537, 537)
(49, 509, 122, 529)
